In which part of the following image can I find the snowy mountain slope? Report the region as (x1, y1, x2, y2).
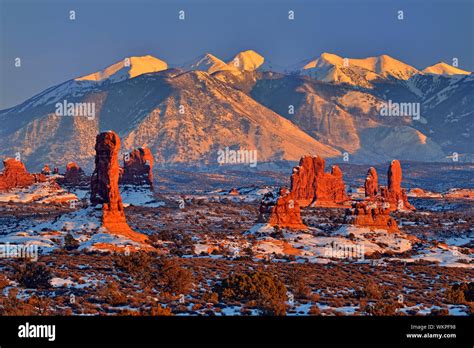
(423, 62, 471, 76)
(0, 51, 472, 169)
(0, 69, 340, 170)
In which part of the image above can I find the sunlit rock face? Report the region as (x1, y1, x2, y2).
(290, 155, 348, 207)
(0, 158, 45, 191)
(120, 147, 154, 190)
(344, 201, 399, 232)
(380, 160, 415, 211)
(90, 131, 149, 244)
(258, 188, 307, 230)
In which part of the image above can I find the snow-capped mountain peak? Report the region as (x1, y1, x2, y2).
(75, 55, 168, 83)
(296, 53, 420, 84)
(422, 62, 471, 76)
(228, 50, 265, 71)
(180, 53, 236, 74)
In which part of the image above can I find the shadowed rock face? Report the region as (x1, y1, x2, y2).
(364, 167, 379, 198)
(344, 201, 399, 232)
(90, 131, 148, 243)
(0, 158, 44, 191)
(62, 162, 87, 186)
(258, 188, 307, 230)
(290, 155, 347, 207)
(380, 160, 414, 211)
(120, 147, 154, 189)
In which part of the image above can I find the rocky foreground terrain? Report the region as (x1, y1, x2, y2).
(0, 131, 472, 316)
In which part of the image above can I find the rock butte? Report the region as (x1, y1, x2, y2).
(229, 188, 239, 196)
(259, 187, 307, 230)
(345, 201, 399, 232)
(120, 147, 154, 189)
(290, 155, 348, 207)
(90, 131, 149, 245)
(61, 162, 88, 186)
(41, 165, 51, 175)
(0, 158, 45, 191)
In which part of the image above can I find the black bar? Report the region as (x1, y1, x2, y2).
(0, 316, 471, 346)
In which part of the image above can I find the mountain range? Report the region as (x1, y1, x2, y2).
(0, 50, 472, 170)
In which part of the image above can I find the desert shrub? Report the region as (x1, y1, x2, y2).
(308, 305, 321, 315)
(288, 269, 311, 299)
(63, 233, 79, 251)
(114, 252, 153, 284)
(359, 281, 383, 300)
(0, 289, 52, 316)
(365, 300, 400, 316)
(216, 271, 287, 316)
(270, 226, 284, 239)
(445, 282, 473, 304)
(14, 261, 52, 289)
(148, 303, 173, 316)
(100, 282, 127, 306)
(159, 259, 194, 295)
(430, 307, 449, 316)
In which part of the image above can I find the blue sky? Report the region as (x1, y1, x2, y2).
(1, 0, 473, 109)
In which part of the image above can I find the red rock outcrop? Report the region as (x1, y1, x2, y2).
(380, 160, 414, 211)
(258, 188, 307, 229)
(62, 162, 88, 186)
(41, 165, 51, 175)
(120, 147, 154, 189)
(344, 201, 399, 232)
(290, 155, 348, 207)
(364, 167, 378, 198)
(90, 131, 149, 244)
(229, 188, 239, 196)
(0, 158, 45, 191)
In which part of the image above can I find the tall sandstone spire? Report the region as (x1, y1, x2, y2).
(364, 167, 379, 198)
(90, 131, 149, 243)
(380, 160, 414, 211)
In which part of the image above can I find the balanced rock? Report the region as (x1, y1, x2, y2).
(258, 188, 307, 229)
(364, 167, 378, 198)
(90, 131, 148, 243)
(380, 160, 414, 211)
(120, 147, 154, 189)
(0, 158, 44, 191)
(290, 155, 347, 207)
(344, 201, 399, 232)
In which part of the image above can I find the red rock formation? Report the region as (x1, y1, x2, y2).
(41, 165, 51, 175)
(120, 147, 154, 189)
(345, 201, 399, 232)
(258, 188, 307, 229)
(364, 167, 378, 198)
(62, 162, 88, 186)
(290, 155, 347, 207)
(0, 158, 45, 191)
(380, 160, 414, 211)
(90, 131, 149, 244)
(229, 188, 239, 196)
